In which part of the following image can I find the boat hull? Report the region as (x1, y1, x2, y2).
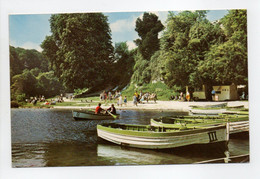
(97, 124, 228, 149)
(72, 111, 118, 120)
(150, 116, 249, 135)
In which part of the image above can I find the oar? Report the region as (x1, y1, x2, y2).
(106, 110, 117, 119)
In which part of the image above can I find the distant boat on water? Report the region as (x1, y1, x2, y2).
(72, 110, 119, 120)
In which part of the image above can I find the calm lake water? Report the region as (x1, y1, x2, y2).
(11, 108, 249, 167)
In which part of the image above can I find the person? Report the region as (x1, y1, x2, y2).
(241, 91, 245, 100)
(108, 91, 112, 101)
(186, 91, 190, 102)
(123, 96, 127, 106)
(118, 95, 123, 107)
(106, 104, 116, 115)
(211, 89, 216, 101)
(140, 95, 145, 104)
(134, 91, 140, 103)
(179, 92, 184, 101)
(133, 95, 138, 106)
(95, 103, 104, 114)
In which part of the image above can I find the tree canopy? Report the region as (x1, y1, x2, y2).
(131, 12, 164, 86)
(41, 13, 114, 91)
(135, 12, 164, 60)
(158, 10, 247, 91)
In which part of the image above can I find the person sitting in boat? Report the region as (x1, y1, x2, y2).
(106, 104, 117, 115)
(95, 103, 104, 114)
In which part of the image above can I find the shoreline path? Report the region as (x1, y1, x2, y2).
(53, 100, 249, 112)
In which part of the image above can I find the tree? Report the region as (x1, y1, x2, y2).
(41, 13, 114, 91)
(112, 42, 135, 87)
(193, 10, 248, 86)
(160, 11, 226, 89)
(10, 46, 23, 80)
(130, 12, 164, 86)
(11, 69, 38, 100)
(135, 12, 164, 60)
(36, 71, 64, 98)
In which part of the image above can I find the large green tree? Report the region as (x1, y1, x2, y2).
(135, 12, 164, 60)
(112, 42, 135, 87)
(192, 10, 248, 87)
(10, 46, 64, 101)
(41, 13, 114, 91)
(131, 13, 164, 86)
(160, 11, 226, 89)
(10, 46, 23, 80)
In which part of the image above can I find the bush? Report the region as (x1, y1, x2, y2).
(16, 93, 26, 102)
(11, 101, 19, 108)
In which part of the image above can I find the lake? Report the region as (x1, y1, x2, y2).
(11, 108, 249, 167)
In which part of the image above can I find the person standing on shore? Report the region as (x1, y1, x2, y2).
(124, 96, 127, 106)
(118, 95, 123, 107)
(211, 89, 216, 101)
(108, 91, 112, 101)
(186, 91, 190, 102)
(133, 95, 138, 106)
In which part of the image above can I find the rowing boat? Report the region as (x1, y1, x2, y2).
(97, 123, 228, 149)
(190, 102, 228, 109)
(150, 115, 249, 135)
(72, 110, 119, 120)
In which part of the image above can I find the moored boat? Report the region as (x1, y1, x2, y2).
(190, 102, 228, 109)
(72, 110, 119, 120)
(97, 123, 228, 149)
(150, 115, 249, 135)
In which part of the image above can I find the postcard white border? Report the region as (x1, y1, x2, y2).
(1, 0, 260, 178)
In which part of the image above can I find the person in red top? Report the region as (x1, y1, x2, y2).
(95, 103, 103, 114)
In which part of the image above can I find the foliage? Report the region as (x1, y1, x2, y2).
(11, 69, 38, 100)
(122, 82, 176, 100)
(135, 12, 164, 60)
(130, 13, 164, 86)
(191, 9, 248, 87)
(36, 71, 64, 98)
(11, 101, 20, 108)
(74, 88, 89, 96)
(10, 46, 23, 79)
(111, 42, 135, 88)
(160, 10, 227, 89)
(10, 46, 64, 101)
(41, 13, 114, 91)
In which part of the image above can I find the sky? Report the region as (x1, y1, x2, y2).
(9, 10, 228, 52)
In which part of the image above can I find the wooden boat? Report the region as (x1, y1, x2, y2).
(190, 109, 226, 115)
(190, 102, 228, 109)
(150, 115, 249, 135)
(97, 123, 228, 149)
(72, 110, 119, 120)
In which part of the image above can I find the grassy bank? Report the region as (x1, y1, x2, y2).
(122, 82, 176, 101)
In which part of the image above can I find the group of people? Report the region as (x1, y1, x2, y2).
(133, 91, 157, 106)
(25, 94, 64, 106)
(100, 90, 122, 102)
(95, 103, 117, 115)
(170, 91, 190, 102)
(100, 90, 128, 107)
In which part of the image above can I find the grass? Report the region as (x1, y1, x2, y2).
(122, 82, 176, 101)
